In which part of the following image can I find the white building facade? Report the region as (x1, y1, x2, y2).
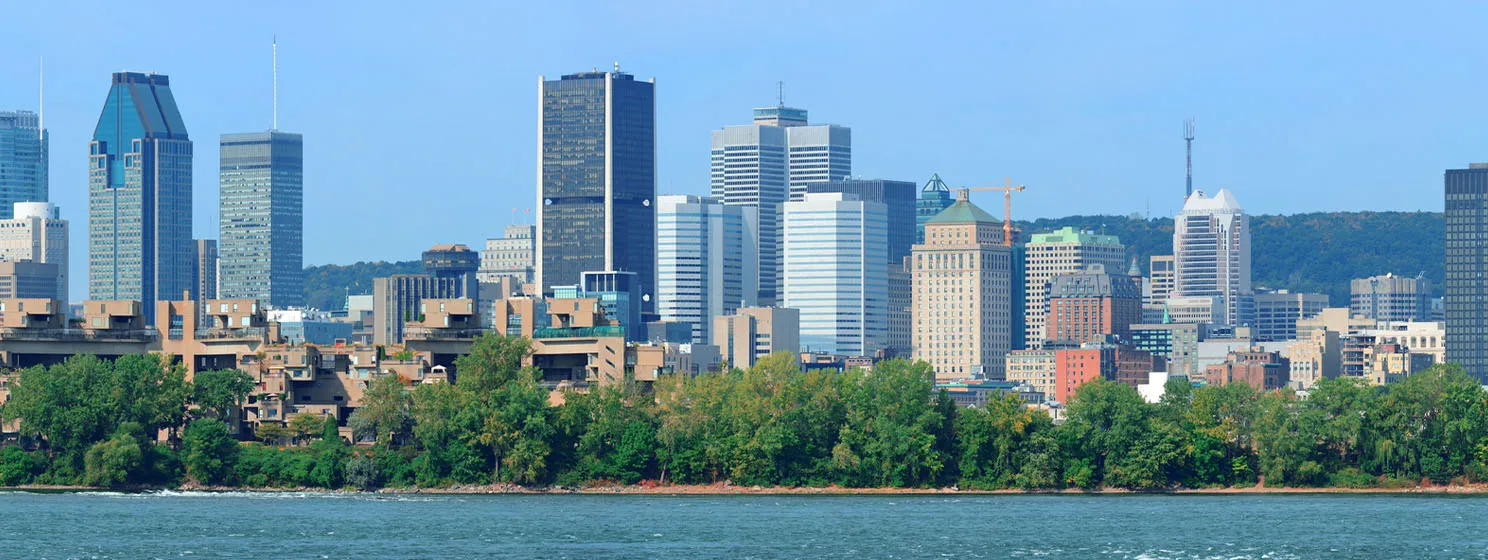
(480, 224, 535, 285)
(1174, 189, 1253, 328)
(783, 192, 887, 357)
(657, 195, 759, 344)
(0, 202, 67, 303)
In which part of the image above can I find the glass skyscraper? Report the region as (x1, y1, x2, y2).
(806, 179, 916, 265)
(219, 131, 304, 307)
(89, 72, 192, 324)
(656, 195, 759, 344)
(537, 69, 656, 308)
(783, 192, 888, 357)
(1445, 164, 1488, 381)
(915, 173, 955, 244)
(0, 110, 47, 219)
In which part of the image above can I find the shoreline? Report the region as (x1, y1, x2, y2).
(7, 482, 1488, 496)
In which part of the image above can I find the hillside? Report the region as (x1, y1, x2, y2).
(1016, 211, 1443, 306)
(300, 211, 1444, 311)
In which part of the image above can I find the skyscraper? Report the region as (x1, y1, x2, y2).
(0, 110, 47, 218)
(89, 72, 192, 324)
(0, 202, 67, 303)
(711, 103, 850, 306)
(783, 192, 887, 357)
(1351, 273, 1431, 322)
(912, 194, 1013, 380)
(1045, 264, 1142, 345)
(219, 131, 304, 307)
(537, 69, 656, 308)
(806, 179, 916, 265)
(190, 239, 217, 322)
(1174, 189, 1253, 328)
(915, 174, 955, 244)
(1023, 227, 1126, 349)
(1445, 164, 1488, 381)
(786, 125, 851, 201)
(656, 195, 758, 343)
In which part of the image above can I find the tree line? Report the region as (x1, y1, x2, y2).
(3, 335, 1487, 490)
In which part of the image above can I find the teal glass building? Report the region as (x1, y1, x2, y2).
(89, 72, 192, 323)
(0, 110, 47, 218)
(219, 131, 304, 307)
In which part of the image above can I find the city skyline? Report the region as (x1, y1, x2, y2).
(0, 3, 1482, 302)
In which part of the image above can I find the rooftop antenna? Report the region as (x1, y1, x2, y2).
(777, 81, 784, 107)
(272, 36, 278, 131)
(1183, 117, 1195, 199)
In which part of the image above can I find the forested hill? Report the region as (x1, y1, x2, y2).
(301, 211, 1443, 311)
(1018, 211, 1443, 307)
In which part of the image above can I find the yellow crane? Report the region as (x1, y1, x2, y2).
(955, 177, 1026, 246)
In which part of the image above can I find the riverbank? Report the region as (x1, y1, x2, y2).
(7, 481, 1488, 495)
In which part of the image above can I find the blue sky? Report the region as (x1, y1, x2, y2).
(1, 1, 1484, 300)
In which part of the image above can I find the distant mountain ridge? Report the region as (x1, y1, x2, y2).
(301, 211, 1444, 311)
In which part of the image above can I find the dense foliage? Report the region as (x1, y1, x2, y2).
(302, 259, 421, 311)
(4, 336, 1487, 491)
(1017, 211, 1443, 306)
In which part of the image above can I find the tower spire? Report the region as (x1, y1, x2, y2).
(272, 36, 278, 131)
(1184, 117, 1195, 199)
(777, 81, 784, 107)
(38, 56, 43, 137)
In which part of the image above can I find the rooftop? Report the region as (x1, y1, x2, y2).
(1181, 188, 1243, 214)
(924, 200, 999, 225)
(1028, 226, 1121, 246)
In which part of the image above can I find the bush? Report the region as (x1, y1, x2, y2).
(183, 420, 240, 485)
(1328, 467, 1378, 489)
(345, 454, 380, 491)
(0, 446, 48, 486)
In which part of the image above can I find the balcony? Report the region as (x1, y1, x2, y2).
(533, 326, 625, 340)
(0, 327, 157, 342)
(404, 326, 486, 340)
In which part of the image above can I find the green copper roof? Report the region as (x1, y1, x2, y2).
(1028, 226, 1121, 246)
(924, 200, 999, 224)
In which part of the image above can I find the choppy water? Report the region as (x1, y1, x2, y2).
(2, 491, 1487, 559)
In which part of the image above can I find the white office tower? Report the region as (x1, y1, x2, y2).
(1174, 189, 1253, 328)
(786, 125, 851, 201)
(656, 195, 759, 344)
(0, 202, 67, 303)
(783, 192, 887, 356)
(711, 104, 851, 306)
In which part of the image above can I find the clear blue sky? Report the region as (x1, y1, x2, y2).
(1, 1, 1484, 301)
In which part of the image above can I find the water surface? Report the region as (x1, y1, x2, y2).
(3, 491, 1487, 559)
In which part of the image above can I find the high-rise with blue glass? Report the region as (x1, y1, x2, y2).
(89, 72, 192, 324)
(0, 111, 48, 219)
(219, 131, 304, 307)
(537, 69, 656, 311)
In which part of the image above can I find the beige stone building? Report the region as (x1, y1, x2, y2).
(0, 202, 67, 303)
(1022, 227, 1126, 349)
(712, 306, 800, 369)
(912, 195, 1011, 381)
(1005, 349, 1057, 399)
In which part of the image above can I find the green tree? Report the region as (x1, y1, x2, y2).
(831, 360, 947, 487)
(454, 335, 554, 484)
(350, 374, 413, 447)
(82, 426, 145, 487)
(287, 413, 328, 445)
(182, 419, 239, 485)
(192, 369, 255, 421)
(1058, 379, 1153, 488)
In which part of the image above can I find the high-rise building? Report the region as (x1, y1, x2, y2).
(1023, 227, 1126, 348)
(219, 131, 304, 307)
(912, 194, 1013, 380)
(1351, 273, 1431, 322)
(0, 110, 47, 218)
(1445, 163, 1488, 380)
(656, 195, 758, 343)
(712, 307, 800, 369)
(190, 239, 217, 320)
(1045, 264, 1142, 345)
(786, 126, 851, 201)
(372, 244, 480, 344)
(89, 72, 193, 324)
(711, 103, 850, 306)
(1146, 255, 1176, 306)
(479, 224, 535, 285)
(1252, 291, 1327, 342)
(537, 69, 655, 309)
(0, 202, 66, 303)
(1174, 189, 1252, 328)
(915, 174, 955, 244)
(784, 192, 887, 357)
(0, 261, 59, 299)
(806, 179, 916, 265)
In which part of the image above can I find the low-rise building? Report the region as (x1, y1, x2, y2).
(1204, 348, 1289, 390)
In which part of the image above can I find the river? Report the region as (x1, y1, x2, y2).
(2, 491, 1487, 558)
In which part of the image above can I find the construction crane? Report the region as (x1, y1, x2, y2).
(956, 177, 1026, 246)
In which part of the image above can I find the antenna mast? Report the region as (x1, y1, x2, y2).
(777, 81, 784, 106)
(272, 36, 278, 131)
(1183, 117, 1195, 199)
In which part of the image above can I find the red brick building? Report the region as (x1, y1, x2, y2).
(1045, 264, 1142, 346)
(1205, 347, 1290, 390)
(1052, 342, 1162, 402)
